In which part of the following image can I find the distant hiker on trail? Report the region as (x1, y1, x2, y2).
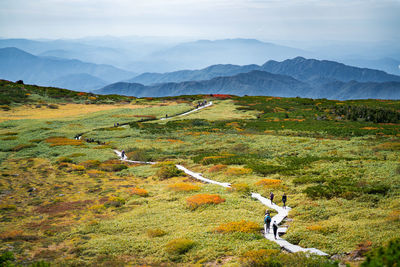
(264, 212, 272, 234)
(282, 193, 287, 209)
(166, 114, 168, 118)
(272, 220, 278, 239)
(121, 150, 125, 159)
(270, 192, 274, 204)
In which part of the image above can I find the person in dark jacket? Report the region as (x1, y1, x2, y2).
(282, 193, 287, 209)
(264, 213, 272, 234)
(272, 221, 278, 239)
(270, 192, 274, 204)
(121, 150, 125, 159)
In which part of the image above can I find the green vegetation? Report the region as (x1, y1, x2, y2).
(0, 81, 399, 266)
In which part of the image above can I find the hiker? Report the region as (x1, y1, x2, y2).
(265, 209, 270, 216)
(264, 212, 272, 234)
(282, 193, 287, 209)
(272, 220, 278, 239)
(121, 150, 125, 159)
(166, 114, 168, 118)
(270, 192, 274, 204)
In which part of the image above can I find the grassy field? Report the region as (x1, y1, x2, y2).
(0, 83, 399, 266)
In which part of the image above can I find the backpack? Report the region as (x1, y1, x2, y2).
(264, 215, 271, 224)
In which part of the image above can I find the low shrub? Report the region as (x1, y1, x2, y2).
(157, 163, 184, 180)
(224, 167, 252, 176)
(1, 136, 17, 140)
(147, 228, 167, 238)
(228, 183, 250, 194)
(165, 238, 195, 255)
(126, 148, 152, 162)
(104, 196, 125, 208)
(12, 143, 36, 151)
(56, 157, 73, 163)
(168, 183, 200, 192)
(239, 249, 280, 266)
(214, 220, 260, 233)
(208, 164, 227, 173)
(255, 178, 282, 188)
(99, 163, 128, 172)
(87, 170, 104, 178)
(186, 194, 225, 210)
(45, 137, 83, 146)
(80, 160, 101, 169)
(362, 238, 400, 267)
(386, 210, 400, 222)
(373, 142, 400, 151)
(130, 187, 149, 197)
(240, 249, 337, 267)
(247, 162, 286, 176)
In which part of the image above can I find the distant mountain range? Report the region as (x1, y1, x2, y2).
(98, 57, 400, 99)
(128, 57, 400, 86)
(0, 47, 134, 91)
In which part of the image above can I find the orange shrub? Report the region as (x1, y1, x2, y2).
(168, 183, 200, 192)
(130, 187, 149, 197)
(186, 194, 225, 210)
(208, 164, 227, 173)
(224, 167, 252, 176)
(45, 137, 83, 146)
(214, 220, 260, 233)
(255, 178, 282, 188)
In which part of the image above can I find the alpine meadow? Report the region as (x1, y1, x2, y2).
(0, 80, 399, 266)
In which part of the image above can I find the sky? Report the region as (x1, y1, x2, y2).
(0, 0, 399, 42)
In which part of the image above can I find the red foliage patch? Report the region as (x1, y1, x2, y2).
(211, 94, 232, 99)
(34, 200, 93, 214)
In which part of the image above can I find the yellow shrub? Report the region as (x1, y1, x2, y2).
(147, 228, 167, 238)
(240, 249, 280, 266)
(168, 183, 200, 192)
(255, 178, 282, 188)
(214, 220, 260, 233)
(165, 238, 195, 255)
(130, 188, 149, 197)
(208, 164, 227, 173)
(71, 164, 85, 172)
(45, 137, 83, 146)
(386, 210, 400, 222)
(186, 194, 225, 210)
(224, 167, 252, 176)
(228, 183, 250, 194)
(306, 224, 324, 232)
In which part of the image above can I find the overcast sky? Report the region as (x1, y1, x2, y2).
(0, 0, 399, 42)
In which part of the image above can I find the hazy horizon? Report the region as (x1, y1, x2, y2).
(1, 0, 399, 43)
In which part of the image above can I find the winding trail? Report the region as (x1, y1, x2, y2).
(114, 150, 328, 256)
(160, 101, 213, 120)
